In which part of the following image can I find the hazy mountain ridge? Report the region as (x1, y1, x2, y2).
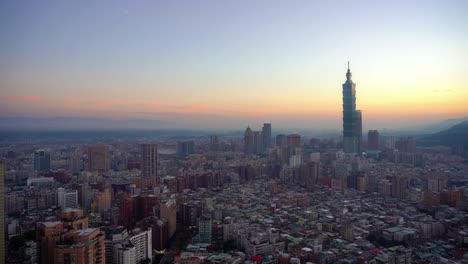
(0, 116, 171, 130)
(418, 121, 468, 147)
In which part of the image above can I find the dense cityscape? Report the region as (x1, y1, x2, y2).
(2, 1, 467, 264)
(1, 65, 468, 264)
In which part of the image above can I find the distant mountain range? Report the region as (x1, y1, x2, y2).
(418, 121, 468, 147)
(379, 117, 468, 135)
(0, 117, 171, 130)
(419, 117, 468, 134)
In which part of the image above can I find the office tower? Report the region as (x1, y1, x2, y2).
(390, 175, 408, 199)
(384, 136, 397, 149)
(114, 243, 135, 264)
(262, 123, 272, 149)
(141, 143, 158, 178)
(276, 134, 287, 147)
(87, 144, 110, 171)
(96, 188, 112, 215)
(0, 161, 4, 264)
(119, 197, 135, 226)
(342, 62, 363, 154)
(395, 137, 416, 153)
(57, 188, 78, 209)
(160, 200, 177, 239)
(289, 155, 302, 168)
(287, 134, 301, 148)
(176, 141, 195, 158)
(33, 149, 51, 171)
(210, 135, 219, 151)
(357, 173, 368, 192)
(69, 152, 82, 173)
(368, 130, 380, 150)
(304, 162, 320, 191)
(244, 126, 254, 154)
(253, 131, 263, 154)
(135, 195, 158, 221)
(194, 216, 212, 243)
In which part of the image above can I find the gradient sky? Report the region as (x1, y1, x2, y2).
(1, 0, 467, 131)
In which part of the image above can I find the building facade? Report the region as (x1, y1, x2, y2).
(33, 150, 51, 171)
(87, 145, 110, 172)
(368, 130, 380, 150)
(141, 143, 158, 178)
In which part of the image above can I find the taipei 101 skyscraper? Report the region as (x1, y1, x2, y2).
(342, 62, 362, 154)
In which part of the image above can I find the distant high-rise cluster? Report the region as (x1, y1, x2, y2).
(209, 135, 219, 151)
(177, 140, 195, 157)
(342, 62, 362, 154)
(244, 123, 272, 155)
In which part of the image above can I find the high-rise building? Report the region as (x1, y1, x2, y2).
(384, 136, 397, 149)
(262, 123, 272, 149)
(287, 134, 301, 149)
(87, 144, 110, 172)
(57, 188, 78, 209)
(114, 243, 135, 264)
(176, 141, 195, 158)
(395, 137, 416, 153)
(253, 131, 263, 154)
(141, 143, 158, 178)
(96, 188, 112, 216)
(37, 209, 106, 264)
(244, 126, 254, 154)
(128, 229, 152, 264)
(119, 197, 135, 226)
(342, 62, 363, 154)
(160, 200, 177, 239)
(276, 134, 287, 147)
(154, 219, 168, 251)
(304, 162, 320, 191)
(33, 150, 51, 171)
(368, 130, 380, 150)
(0, 160, 4, 264)
(193, 216, 212, 244)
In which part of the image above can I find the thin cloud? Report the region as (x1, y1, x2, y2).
(0, 95, 45, 102)
(63, 98, 123, 106)
(177, 104, 213, 112)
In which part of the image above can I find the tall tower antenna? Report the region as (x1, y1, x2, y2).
(348, 61, 350, 70)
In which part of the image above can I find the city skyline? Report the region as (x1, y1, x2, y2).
(2, 2, 468, 263)
(1, 0, 467, 131)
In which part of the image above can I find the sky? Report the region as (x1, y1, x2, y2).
(0, 0, 467, 131)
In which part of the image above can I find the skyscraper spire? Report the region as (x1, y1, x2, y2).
(342, 62, 362, 154)
(346, 61, 352, 82)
